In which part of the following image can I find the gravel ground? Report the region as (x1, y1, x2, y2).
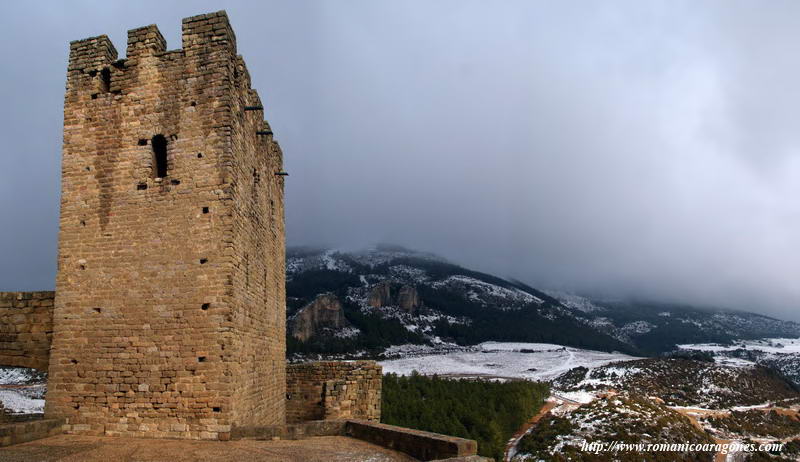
(0, 435, 418, 462)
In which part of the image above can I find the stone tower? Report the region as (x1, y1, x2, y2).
(45, 11, 286, 440)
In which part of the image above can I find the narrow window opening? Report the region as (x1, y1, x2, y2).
(137, 183, 148, 191)
(202, 207, 209, 214)
(91, 94, 98, 100)
(93, 307, 102, 313)
(138, 139, 148, 146)
(100, 67, 111, 92)
(201, 303, 210, 311)
(190, 101, 196, 107)
(80, 220, 86, 227)
(245, 254, 250, 288)
(197, 153, 203, 158)
(198, 356, 206, 363)
(170, 179, 181, 185)
(152, 134, 168, 178)
(70, 359, 78, 364)
(200, 258, 208, 265)
(212, 407, 221, 413)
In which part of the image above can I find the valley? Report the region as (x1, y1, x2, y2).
(284, 245, 800, 460)
(379, 341, 800, 461)
(3, 245, 798, 459)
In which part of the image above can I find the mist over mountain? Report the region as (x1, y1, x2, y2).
(285, 245, 800, 358)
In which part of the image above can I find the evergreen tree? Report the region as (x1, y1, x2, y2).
(382, 373, 549, 460)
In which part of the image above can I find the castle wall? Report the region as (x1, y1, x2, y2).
(226, 57, 287, 427)
(0, 292, 54, 371)
(286, 361, 382, 424)
(45, 11, 285, 439)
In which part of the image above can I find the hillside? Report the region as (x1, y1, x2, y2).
(555, 295, 800, 354)
(680, 338, 800, 388)
(286, 246, 632, 357)
(514, 393, 716, 462)
(382, 373, 549, 461)
(552, 358, 799, 409)
(285, 246, 800, 357)
(511, 357, 800, 461)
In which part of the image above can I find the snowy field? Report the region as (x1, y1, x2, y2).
(379, 342, 639, 381)
(0, 367, 45, 415)
(679, 337, 800, 355)
(0, 387, 45, 414)
(678, 338, 800, 370)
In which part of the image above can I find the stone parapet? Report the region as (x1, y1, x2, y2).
(286, 361, 382, 423)
(0, 292, 54, 371)
(346, 420, 479, 461)
(0, 418, 64, 447)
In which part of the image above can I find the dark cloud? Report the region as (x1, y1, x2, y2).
(1, 1, 799, 320)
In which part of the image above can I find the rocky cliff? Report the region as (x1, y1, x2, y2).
(290, 294, 350, 341)
(368, 281, 421, 314)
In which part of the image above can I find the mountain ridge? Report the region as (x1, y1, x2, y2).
(285, 245, 800, 358)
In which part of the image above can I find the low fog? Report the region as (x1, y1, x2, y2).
(1, 1, 799, 320)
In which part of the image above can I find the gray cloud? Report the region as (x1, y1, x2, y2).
(1, 1, 799, 320)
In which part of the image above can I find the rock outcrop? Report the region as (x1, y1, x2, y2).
(396, 285, 420, 312)
(368, 281, 393, 309)
(291, 294, 350, 341)
(367, 281, 421, 314)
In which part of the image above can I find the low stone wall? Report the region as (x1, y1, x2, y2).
(0, 292, 54, 370)
(286, 361, 381, 423)
(231, 419, 483, 462)
(0, 418, 64, 447)
(345, 420, 479, 461)
(232, 419, 346, 440)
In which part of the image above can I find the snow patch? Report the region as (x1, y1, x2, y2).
(431, 275, 543, 309)
(380, 342, 638, 381)
(544, 291, 605, 313)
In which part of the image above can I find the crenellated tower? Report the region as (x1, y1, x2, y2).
(46, 11, 286, 439)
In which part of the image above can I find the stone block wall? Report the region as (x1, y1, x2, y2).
(0, 418, 65, 447)
(286, 361, 381, 424)
(0, 292, 54, 371)
(45, 11, 286, 440)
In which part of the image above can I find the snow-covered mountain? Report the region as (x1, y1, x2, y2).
(545, 291, 800, 353)
(679, 338, 800, 388)
(285, 245, 800, 357)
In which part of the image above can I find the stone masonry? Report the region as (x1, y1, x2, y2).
(286, 361, 382, 424)
(0, 292, 54, 371)
(45, 11, 286, 440)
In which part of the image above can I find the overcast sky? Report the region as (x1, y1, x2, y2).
(2, 1, 799, 320)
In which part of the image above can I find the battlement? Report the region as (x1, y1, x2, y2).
(68, 11, 236, 73)
(126, 24, 166, 57)
(182, 11, 236, 55)
(68, 35, 117, 72)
